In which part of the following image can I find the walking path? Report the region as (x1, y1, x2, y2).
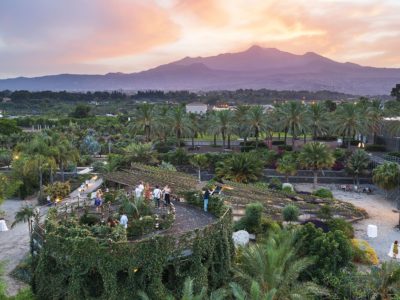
(0, 178, 103, 296)
(295, 183, 399, 262)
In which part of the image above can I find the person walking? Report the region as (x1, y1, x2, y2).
(163, 185, 171, 206)
(153, 185, 162, 208)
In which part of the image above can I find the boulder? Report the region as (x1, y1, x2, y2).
(232, 230, 250, 247)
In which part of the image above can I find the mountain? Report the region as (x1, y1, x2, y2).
(1, 45, 399, 95)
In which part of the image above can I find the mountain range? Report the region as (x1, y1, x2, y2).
(1, 45, 399, 95)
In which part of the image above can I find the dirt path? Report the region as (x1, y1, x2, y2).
(0, 178, 103, 296)
(295, 183, 399, 262)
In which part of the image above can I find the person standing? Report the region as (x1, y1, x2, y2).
(163, 185, 171, 206)
(203, 188, 211, 212)
(153, 185, 162, 208)
(135, 185, 142, 199)
(120, 213, 128, 229)
(144, 183, 151, 201)
(138, 181, 144, 193)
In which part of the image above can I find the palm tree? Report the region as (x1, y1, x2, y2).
(187, 113, 202, 149)
(230, 281, 276, 300)
(277, 102, 307, 147)
(298, 142, 335, 188)
(132, 103, 155, 142)
(215, 110, 234, 149)
(276, 154, 297, 183)
(153, 105, 171, 144)
(345, 149, 370, 186)
(368, 261, 400, 300)
(11, 205, 35, 233)
(169, 105, 188, 147)
(233, 229, 327, 299)
(234, 105, 251, 147)
(307, 103, 330, 140)
(190, 154, 209, 182)
(124, 143, 158, 165)
(366, 100, 383, 144)
(248, 106, 266, 148)
(334, 103, 364, 147)
(52, 136, 80, 181)
(372, 162, 400, 200)
(138, 277, 226, 300)
(216, 153, 263, 183)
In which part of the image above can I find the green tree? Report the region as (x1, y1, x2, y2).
(334, 103, 364, 147)
(248, 106, 265, 148)
(372, 162, 400, 198)
(169, 105, 188, 147)
(234, 229, 327, 299)
(307, 103, 330, 140)
(276, 154, 297, 183)
(124, 143, 158, 165)
(366, 100, 383, 144)
(0, 149, 12, 169)
(368, 261, 400, 300)
(298, 142, 335, 188)
(11, 205, 36, 233)
(234, 105, 251, 147)
(215, 110, 234, 149)
(69, 104, 91, 118)
(0, 119, 22, 136)
(190, 154, 209, 182)
(216, 153, 263, 183)
(131, 103, 155, 142)
(277, 102, 308, 147)
(187, 113, 202, 149)
(345, 149, 370, 186)
(391, 83, 400, 101)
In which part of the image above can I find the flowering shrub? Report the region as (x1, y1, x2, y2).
(352, 239, 379, 265)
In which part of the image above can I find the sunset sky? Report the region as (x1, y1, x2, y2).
(1, 0, 399, 78)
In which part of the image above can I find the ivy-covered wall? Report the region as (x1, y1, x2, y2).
(32, 209, 233, 299)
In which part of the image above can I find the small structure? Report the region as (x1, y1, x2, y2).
(2, 97, 11, 103)
(367, 224, 378, 238)
(232, 230, 250, 247)
(186, 102, 208, 114)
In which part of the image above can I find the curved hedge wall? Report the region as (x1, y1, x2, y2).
(32, 208, 233, 299)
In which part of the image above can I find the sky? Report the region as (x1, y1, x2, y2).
(1, 0, 399, 78)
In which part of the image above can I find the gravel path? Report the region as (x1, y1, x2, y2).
(0, 178, 103, 296)
(295, 183, 399, 262)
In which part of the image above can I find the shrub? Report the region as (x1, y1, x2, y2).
(387, 152, 400, 158)
(282, 185, 295, 194)
(331, 161, 345, 171)
(234, 202, 263, 233)
(282, 204, 299, 222)
(278, 145, 293, 151)
(352, 239, 379, 265)
(268, 177, 282, 190)
(333, 148, 346, 161)
(43, 181, 71, 202)
(79, 214, 100, 226)
(272, 140, 285, 145)
(312, 188, 333, 199)
(327, 218, 354, 238)
(317, 205, 333, 220)
(365, 144, 386, 152)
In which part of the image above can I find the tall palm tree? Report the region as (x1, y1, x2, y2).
(153, 105, 171, 143)
(307, 103, 330, 140)
(131, 103, 155, 142)
(369, 261, 400, 300)
(215, 110, 234, 149)
(334, 103, 364, 147)
(190, 154, 209, 182)
(234, 105, 251, 147)
(169, 105, 189, 147)
(216, 153, 263, 183)
(366, 100, 383, 144)
(248, 106, 266, 148)
(233, 229, 327, 299)
(11, 205, 35, 233)
(298, 142, 335, 188)
(277, 102, 307, 147)
(187, 113, 202, 149)
(124, 143, 158, 165)
(345, 149, 370, 186)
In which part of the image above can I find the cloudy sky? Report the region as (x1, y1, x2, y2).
(1, 0, 399, 78)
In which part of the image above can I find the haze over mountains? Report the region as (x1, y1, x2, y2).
(1, 45, 399, 95)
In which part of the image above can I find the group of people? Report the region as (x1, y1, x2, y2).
(132, 181, 172, 208)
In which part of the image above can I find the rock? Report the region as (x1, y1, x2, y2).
(282, 183, 294, 192)
(232, 230, 250, 247)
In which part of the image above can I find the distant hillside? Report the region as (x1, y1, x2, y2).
(0, 45, 399, 95)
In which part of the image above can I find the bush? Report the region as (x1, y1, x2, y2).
(79, 214, 100, 226)
(352, 239, 379, 265)
(127, 216, 155, 239)
(312, 188, 333, 199)
(234, 202, 263, 233)
(282, 204, 299, 222)
(278, 145, 293, 151)
(365, 144, 386, 152)
(268, 177, 282, 190)
(387, 152, 400, 158)
(272, 140, 285, 145)
(317, 205, 333, 220)
(327, 218, 354, 238)
(331, 161, 345, 171)
(333, 148, 346, 161)
(43, 181, 71, 202)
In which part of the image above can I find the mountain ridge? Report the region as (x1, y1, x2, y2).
(1, 45, 399, 95)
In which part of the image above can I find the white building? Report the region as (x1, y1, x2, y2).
(186, 102, 208, 114)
